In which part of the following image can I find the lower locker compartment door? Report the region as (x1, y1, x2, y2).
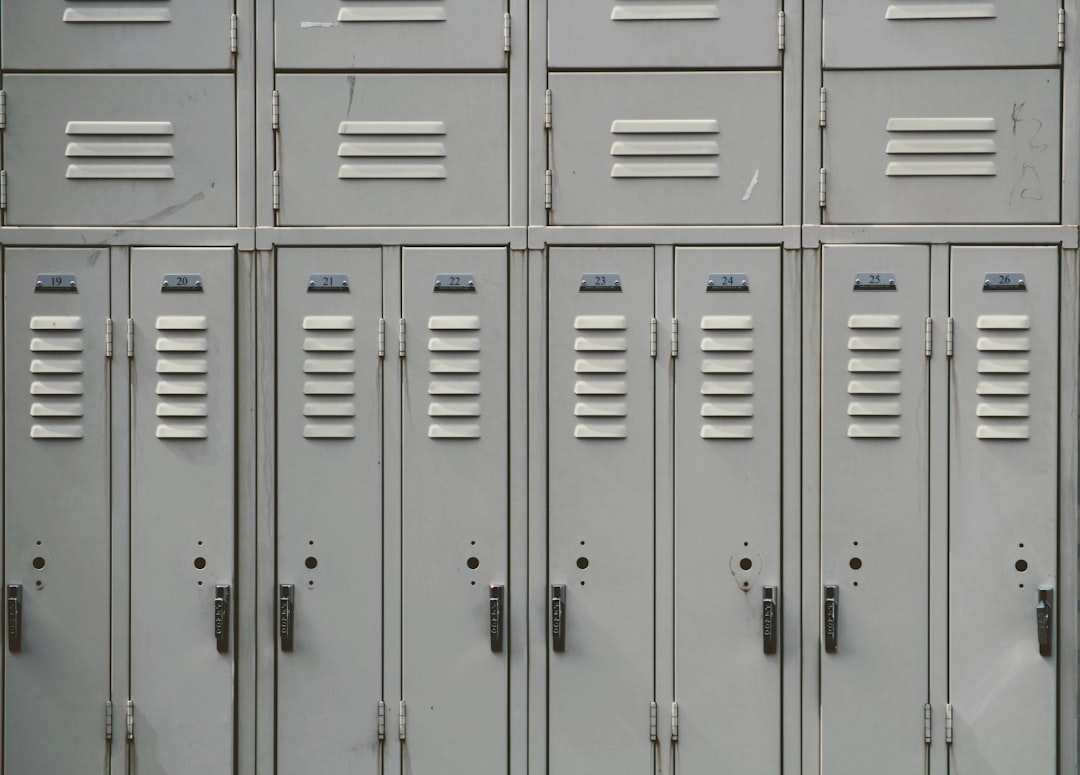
(3, 249, 112, 773)
(400, 248, 509, 771)
(275, 249, 384, 774)
(129, 248, 235, 775)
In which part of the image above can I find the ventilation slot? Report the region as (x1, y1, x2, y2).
(846, 314, 902, 439)
(63, 0, 172, 23)
(609, 119, 720, 179)
(699, 315, 754, 440)
(29, 316, 85, 440)
(975, 314, 1031, 440)
(338, 121, 447, 180)
(427, 315, 482, 439)
(611, 0, 720, 21)
(885, 117, 997, 177)
(64, 121, 175, 180)
(338, 0, 447, 22)
(299, 316, 357, 439)
(573, 315, 628, 439)
(155, 315, 209, 439)
(885, 1, 996, 20)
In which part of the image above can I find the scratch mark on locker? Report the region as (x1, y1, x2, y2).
(742, 169, 760, 201)
(347, 76, 358, 115)
(123, 191, 206, 226)
(301, 21, 340, 28)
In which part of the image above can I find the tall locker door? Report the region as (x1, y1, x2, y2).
(400, 248, 509, 771)
(548, 248, 655, 774)
(276, 250, 384, 774)
(948, 247, 1058, 775)
(820, 246, 930, 774)
(672, 248, 782, 773)
(3, 249, 112, 773)
(129, 248, 235, 775)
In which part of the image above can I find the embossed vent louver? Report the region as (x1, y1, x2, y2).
(974, 314, 1031, 440)
(428, 315, 482, 439)
(609, 120, 720, 179)
(573, 315, 628, 439)
(301, 315, 357, 440)
(65, 121, 175, 180)
(885, 0, 996, 19)
(29, 316, 85, 440)
(337, 121, 447, 180)
(846, 314, 902, 439)
(885, 117, 997, 177)
(338, 0, 447, 22)
(63, 0, 172, 23)
(611, 0, 720, 20)
(699, 315, 754, 440)
(155, 315, 209, 439)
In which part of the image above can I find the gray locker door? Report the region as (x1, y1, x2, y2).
(673, 248, 782, 773)
(2, 0, 235, 71)
(822, 70, 1061, 224)
(3, 249, 112, 774)
(2, 75, 236, 227)
(548, 0, 781, 68)
(275, 0, 507, 70)
(548, 248, 655, 774)
(129, 248, 235, 775)
(823, 0, 1060, 68)
(276, 250, 384, 775)
(820, 246, 930, 775)
(548, 73, 781, 226)
(400, 248, 509, 771)
(275, 75, 508, 226)
(948, 247, 1058, 775)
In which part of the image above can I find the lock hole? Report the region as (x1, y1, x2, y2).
(194, 557, 207, 570)
(467, 557, 480, 570)
(849, 557, 862, 570)
(34, 580, 43, 589)
(305, 556, 318, 570)
(1015, 559, 1028, 572)
(739, 557, 753, 571)
(32, 557, 45, 570)
(576, 556, 589, 570)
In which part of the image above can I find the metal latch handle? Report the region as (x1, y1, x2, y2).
(1037, 587, 1053, 657)
(763, 586, 779, 655)
(7, 584, 22, 653)
(824, 585, 839, 653)
(551, 585, 566, 653)
(489, 585, 504, 653)
(279, 584, 295, 652)
(214, 584, 231, 653)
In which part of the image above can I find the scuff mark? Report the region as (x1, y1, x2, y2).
(346, 75, 357, 114)
(124, 191, 206, 226)
(742, 169, 760, 201)
(300, 21, 339, 28)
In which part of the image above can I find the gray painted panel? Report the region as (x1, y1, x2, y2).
(823, 70, 1061, 224)
(549, 73, 781, 225)
(673, 247, 782, 773)
(275, 249, 383, 775)
(820, 245, 930, 774)
(276, 75, 508, 226)
(547, 247, 654, 774)
(130, 248, 235, 775)
(3, 248, 112, 774)
(400, 248, 509, 770)
(2, 75, 236, 227)
(948, 246, 1058, 775)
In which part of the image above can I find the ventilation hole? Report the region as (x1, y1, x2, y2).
(194, 557, 207, 570)
(305, 556, 318, 570)
(32, 557, 45, 570)
(1015, 559, 1028, 572)
(739, 557, 753, 571)
(576, 557, 589, 570)
(467, 557, 480, 570)
(849, 557, 862, 570)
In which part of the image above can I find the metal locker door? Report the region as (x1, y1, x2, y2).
(275, 249, 384, 774)
(3, 249, 112, 774)
(274, 0, 507, 70)
(820, 246, 930, 775)
(823, 0, 1061, 68)
(400, 248, 509, 771)
(822, 70, 1061, 224)
(548, 0, 781, 69)
(548, 73, 781, 225)
(129, 248, 235, 775)
(2, 75, 236, 227)
(548, 247, 655, 774)
(948, 247, 1058, 775)
(672, 247, 782, 773)
(2, 0, 235, 71)
(275, 75, 508, 226)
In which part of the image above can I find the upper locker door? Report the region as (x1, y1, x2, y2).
(275, 250, 384, 775)
(548, 0, 781, 68)
(275, 0, 507, 70)
(400, 248, 509, 772)
(548, 73, 781, 226)
(823, 0, 1061, 68)
(820, 246, 930, 775)
(547, 248, 655, 775)
(2, 0, 235, 70)
(672, 248, 782, 773)
(129, 248, 235, 775)
(3, 249, 112, 774)
(948, 247, 1058, 775)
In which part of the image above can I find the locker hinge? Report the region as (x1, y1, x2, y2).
(670, 317, 679, 358)
(945, 704, 954, 744)
(125, 319, 135, 359)
(398, 700, 407, 741)
(671, 702, 679, 742)
(1059, 9, 1066, 48)
(544, 170, 553, 209)
(378, 318, 386, 358)
(818, 168, 827, 208)
(377, 700, 386, 742)
(272, 170, 281, 211)
(924, 317, 932, 358)
(105, 700, 114, 741)
(106, 318, 114, 359)
(125, 700, 134, 741)
(272, 90, 280, 131)
(0, 170, 7, 210)
(0, 90, 6, 130)
(503, 12, 512, 53)
(778, 11, 786, 50)
(229, 14, 238, 54)
(946, 317, 954, 357)
(544, 89, 553, 129)
(398, 319, 406, 358)
(924, 703, 932, 744)
(649, 701, 658, 742)
(650, 317, 658, 358)
(819, 87, 827, 127)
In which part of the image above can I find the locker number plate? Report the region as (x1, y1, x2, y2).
(853, 272, 896, 291)
(983, 273, 1027, 291)
(161, 274, 203, 292)
(434, 274, 476, 292)
(707, 273, 749, 292)
(34, 274, 78, 292)
(580, 274, 621, 292)
(308, 274, 350, 292)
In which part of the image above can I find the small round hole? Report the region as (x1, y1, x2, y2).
(1019, 583, 1025, 588)
(471, 581, 476, 586)
(743, 582, 749, 588)
(198, 580, 203, 586)
(32, 557, 45, 570)
(197, 540, 203, 546)
(853, 541, 859, 546)
(580, 581, 585, 586)
(35, 540, 42, 546)
(470, 540, 476, 546)
(580, 540, 585, 546)
(34, 580, 43, 589)
(194, 557, 206, 570)
(849, 557, 863, 570)
(739, 557, 753, 571)
(1015, 559, 1028, 572)
(309, 540, 314, 546)
(743, 541, 749, 547)
(305, 556, 318, 570)
(466, 557, 480, 570)
(576, 557, 589, 570)
(853, 581, 859, 587)
(308, 580, 314, 587)
(1019, 543, 1024, 548)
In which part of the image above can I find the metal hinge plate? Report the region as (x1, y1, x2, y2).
(1, 170, 7, 210)
(1059, 9, 1066, 48)
(818, 168, 827, 208)
(398, 700, 407, 741)
(105, 700, 114, 741)
(946, 317, 954, 357)
(106, 318, 114, 359)
(125, 700, 134, 741)
(649, 701, 658, 742)
(545, 170, 553, 209)
(272, 90, 280, 131)
(924, 703, 932, 744)
(778, 10, 786, 50)
(272, 170, 281, 211)
(819, 87, 827, 127)
(0, 90, 6, 130)
(545, 89, 553, 129)
(230, 14, 238, 54)
(924, 317, 932, 357)
(671, 701, 679, 742)
(671, 317, 679, 358)
(945, 704, 954, 744)
(377, 700, 386, 741)
(650, 318, 658, 358)
(126, 319, 135, 358)
(398, 319, 406, 357)
(503, 13, 512, 52)
(378, 318, 386, 358)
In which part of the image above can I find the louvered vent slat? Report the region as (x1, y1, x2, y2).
(28, 315, 85, 440)
(574, 314, 628, 438)
(155, 314, 212, 439)
(301, 315, 357, 439)
(699, 315, 755, 440)
(846, 314, 902, 439)
(428, 315, 482, 440)
(974, 314, 1031, 440)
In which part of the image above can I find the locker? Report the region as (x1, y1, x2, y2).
(275, 75, 508, 226)
(547, 247, 655, 774)
(948, 246, 1058, 775)
(822, 70, 1061, 224)
(129, 248, 235, 775)
(275, 250, 384, 774)
(823, 0, 1061, 69)
(820, 245, 930, 775)
(3, 249, 112, 774)
(2, 0, 236, 71)
(400, 248, 509, 770)
(274, 0, 507, 71)
(2, 75, 236, 227)
(672, 247, 782, 773)
(548, 73, 781, 226)
(547, 0, 782, 69)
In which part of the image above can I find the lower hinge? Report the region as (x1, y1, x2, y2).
(671, 701, 679, 742)
(377, 700, 386, 742)
(398, 319, 406, 358)
(650, 318, 658, 358)
(126, 319, 135, 358)
(230, 14, 238, 54)
(0, 89, 6, 130)
(924, 703, 932, 744)
(945, 704, 954, 744)
(946, 317, 954, 357)
(272, 170, 281, 211)
(924, 317, 932, 358)
(671, 317, 679, 358)
(818, 168, 827, 208)
(378, 318, 386, 358)
(649, 701, 658, 742)
(778, 10, 786, 50)
(106, 318, 114, 359)
(125, 700, 135, 741)
(544, 170, 553, 210)
(1059, 9, 1066, 49)
(398, 700, 407, 741)
(105, 700, 114, 741)
(272, 90, 281, 131)
(819, 87, 827, 128)
(1, 169, 7, 211)
(503, 12, 512, 53)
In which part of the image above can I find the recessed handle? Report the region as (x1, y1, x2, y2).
(279, 584, 295, 652)
(489, 585, 504, 653)
(551, 585, 566, 653)
(214, 584, 231, 653)
(824, 585, 839, 654)
(1037, 587, 1053, 657)
(7, 584, 22, 653)
(763, 586, 779, 655)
